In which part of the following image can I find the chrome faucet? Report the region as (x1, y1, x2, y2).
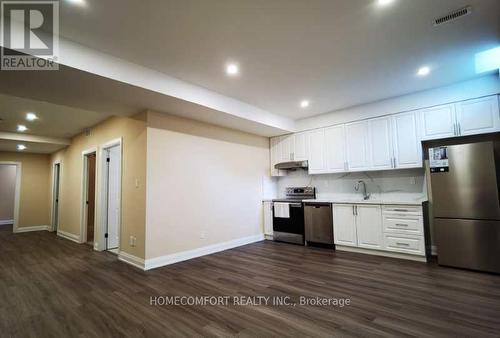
(355, 180, 370, 200)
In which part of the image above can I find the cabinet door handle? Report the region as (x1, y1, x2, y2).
(352, 205, 355, 216)
(458, 123, 461, 135)
(355, 205, 358, 215)
(395, 223, 408, 227)
(396, 242, 410, 246)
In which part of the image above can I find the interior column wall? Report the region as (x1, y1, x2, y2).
(145, 111, 269, 261)
(50, 115, 147, 259)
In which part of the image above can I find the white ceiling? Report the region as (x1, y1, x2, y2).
(0, 93, 112, 138)
(58, 0, 499, 119)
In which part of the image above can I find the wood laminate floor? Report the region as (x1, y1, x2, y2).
(1, 224, 499, 337)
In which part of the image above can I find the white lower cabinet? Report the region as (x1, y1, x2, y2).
(263, 201, 273, 237)
(332, 204, 357, 246)
(381, 205, 425, 256)
(356, 205, 383, 250)
(333, 203, 426, 259)
(383, 234, 425, 255)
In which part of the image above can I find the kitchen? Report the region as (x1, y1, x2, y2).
(264, 90, 500, 273)
(0, 0, 499, 336)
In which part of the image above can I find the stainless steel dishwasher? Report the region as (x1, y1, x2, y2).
(304, 203, 334, 245)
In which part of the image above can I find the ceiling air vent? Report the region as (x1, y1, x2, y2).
(434, 6, 472, 26)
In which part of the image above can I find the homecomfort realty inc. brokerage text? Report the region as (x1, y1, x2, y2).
(150, 295, 351, 307)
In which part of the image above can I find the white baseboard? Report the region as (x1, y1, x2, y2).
(15, 225, 50, 233)
(0, 219, 14, 225)
(118, 251, 145, 270)
(264, 234, 274, 240)
(57, 230, 80, 243)
(336, 245, 427, 262)
(145, 234, 265, 270)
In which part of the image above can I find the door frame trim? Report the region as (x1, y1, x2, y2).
(98, 138, 122, 252)
(50, 160, 61, 232)
(80, 148, 98, 244)
(0, 162, 21, 233)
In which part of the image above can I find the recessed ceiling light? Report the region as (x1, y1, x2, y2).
(377, 0, 394, 6)
(26, 112, 38, 121)
(300, 100, 310, 108)
(17, 144, 26, 151)
(226, 63, 239, 76)
(17, 125, 28, 132)
(417, 66, 431, 77)
(66, 0, 86, 6)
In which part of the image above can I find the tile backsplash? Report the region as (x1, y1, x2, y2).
(275, 168, 427, 200)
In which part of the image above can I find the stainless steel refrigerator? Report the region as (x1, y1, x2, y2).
(429, 141, 500, 273)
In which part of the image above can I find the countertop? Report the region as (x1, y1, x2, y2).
(301, 198, 427, 206)
(263, 194, 427, 206)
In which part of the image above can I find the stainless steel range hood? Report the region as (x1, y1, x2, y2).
(274, 160, 308, 170)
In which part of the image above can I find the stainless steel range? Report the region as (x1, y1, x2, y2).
(272, 187, 315, 245)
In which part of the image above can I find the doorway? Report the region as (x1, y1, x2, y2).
(81, 149, 97, 246)
(52, 162, 61, 232)
(0, 164, 17, 232)
(101, 140, 122, 253)
(0, 162, 21, 233)
(85, 153, 96, 245)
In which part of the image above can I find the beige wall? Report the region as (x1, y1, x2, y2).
(0, 164, 16, 222)
(51, 115, 147, 258)
(0, 152, 51, 228)
(145, 111, 269, 259)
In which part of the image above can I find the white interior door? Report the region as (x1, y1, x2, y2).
(106, 145, 121, 250)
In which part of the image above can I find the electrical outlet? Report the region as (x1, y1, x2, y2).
(129, 236, 136, 247)
(135, 178, 139, 188)
(200, 231, 207, 239)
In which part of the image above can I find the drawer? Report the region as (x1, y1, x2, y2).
(382, 205, 422, 215)
(383, 234, 425, 256)
(383, 215, 423, 235)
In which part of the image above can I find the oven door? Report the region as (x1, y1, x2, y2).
(273, 202, 304, 244)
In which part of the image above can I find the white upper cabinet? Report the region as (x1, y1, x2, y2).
(420, 104, 457, 140)
(279, 134, 294, 162)
(270, 137, 286, 177)
(455, 96, 500, 136)
(308, 129, 328, 174)
(356, 205, 383, 250)
(293, 132, 309, 161)
(325, 125, 347, 173)
(271, 95, 499, 176)
(392, 111, 422, 168)
(333, 204, 357, 247)
(345, 121, 370, 172)
(368, 117, 393, 170)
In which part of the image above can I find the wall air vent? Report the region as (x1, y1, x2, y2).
(84, 128, 92, 137)
(434, 6, 472, 26)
